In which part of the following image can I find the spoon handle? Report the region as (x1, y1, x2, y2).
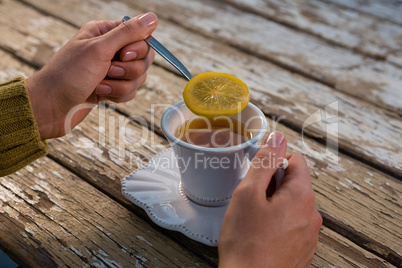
(123, 16, 193, 81)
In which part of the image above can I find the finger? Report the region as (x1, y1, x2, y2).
(242, 131, 287, 194)
(100, 12, 158, 53)
(96, 73, 147, 101)
(106, 89, 138, 103)
(281, 154, 312, 194)
(76, 20, 122, 38)
(108, 49, 155, 79)
(120, 40, 151, 62)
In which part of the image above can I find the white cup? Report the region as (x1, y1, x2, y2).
(161, 100, 284, 206)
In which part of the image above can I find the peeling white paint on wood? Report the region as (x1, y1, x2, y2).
(223, 0, 402, 66)
(325, 0, 402, 25)
(1, 158, 209, 267)
(136, 235, 153, 247)
(365, 178, 374, 187)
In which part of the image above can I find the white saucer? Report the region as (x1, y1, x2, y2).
(121, 148, 228, 247)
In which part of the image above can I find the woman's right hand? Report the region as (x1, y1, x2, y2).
(218, 131, 322, 268)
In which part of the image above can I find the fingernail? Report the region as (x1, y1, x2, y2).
(123, 51, 137, 62)
(138, 12, 157, 27)
(96, 84, 112, 95)
(108, 66, 125, 77)
(265, 131, 284, 147)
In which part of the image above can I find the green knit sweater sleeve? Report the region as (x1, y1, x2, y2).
(0, 76, 48, 176)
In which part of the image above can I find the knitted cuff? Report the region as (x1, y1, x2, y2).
(0, 76, 48, 176)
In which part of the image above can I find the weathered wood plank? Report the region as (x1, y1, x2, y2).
(3, 0, 401, 181)
(0, 157, 211, 267)
(313, 227, 396, 268)
(219, 0, 402, 67)
(0, 49, 36, 81)
(0, 1, 73, 68)
(324, 0, 402, 25)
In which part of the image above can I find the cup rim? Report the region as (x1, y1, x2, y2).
(161, 100, 267, 152)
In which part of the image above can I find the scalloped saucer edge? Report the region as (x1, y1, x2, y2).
(121, 148, 228, 247)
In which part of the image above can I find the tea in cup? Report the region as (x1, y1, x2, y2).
(161, 100, 271, 206)
(175, 117, 253, 148)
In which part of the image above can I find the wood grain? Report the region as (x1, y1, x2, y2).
(314, 228, 396, 268)
(0, 157, 211, 267)
(324, 0, 402, 25)
(220, 0, 402, 67)
(0, 49, 36, 81)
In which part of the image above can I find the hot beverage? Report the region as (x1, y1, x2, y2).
(175, 117, 253, 148)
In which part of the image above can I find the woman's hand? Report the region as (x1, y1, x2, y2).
(219, 132, 322, 268)
(27, 13, 158, 140)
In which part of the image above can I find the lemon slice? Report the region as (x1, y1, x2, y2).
(183, 72, 250, 117)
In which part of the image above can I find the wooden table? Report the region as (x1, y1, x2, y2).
(1, 0, 401, 267)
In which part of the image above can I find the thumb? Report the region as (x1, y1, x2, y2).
(101, 12, 158, 53)
(243, 131, 287, 194)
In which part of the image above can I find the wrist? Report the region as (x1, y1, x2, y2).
(26, 73, 58, 140)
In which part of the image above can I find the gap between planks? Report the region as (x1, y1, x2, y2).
(0, 157, 213, 267)
(219, 0, 396, 64)
(322, 0, 402, 26)
(16, 0, 79, 29)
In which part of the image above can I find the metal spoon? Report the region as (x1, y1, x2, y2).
(122, 16, 193, 81)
